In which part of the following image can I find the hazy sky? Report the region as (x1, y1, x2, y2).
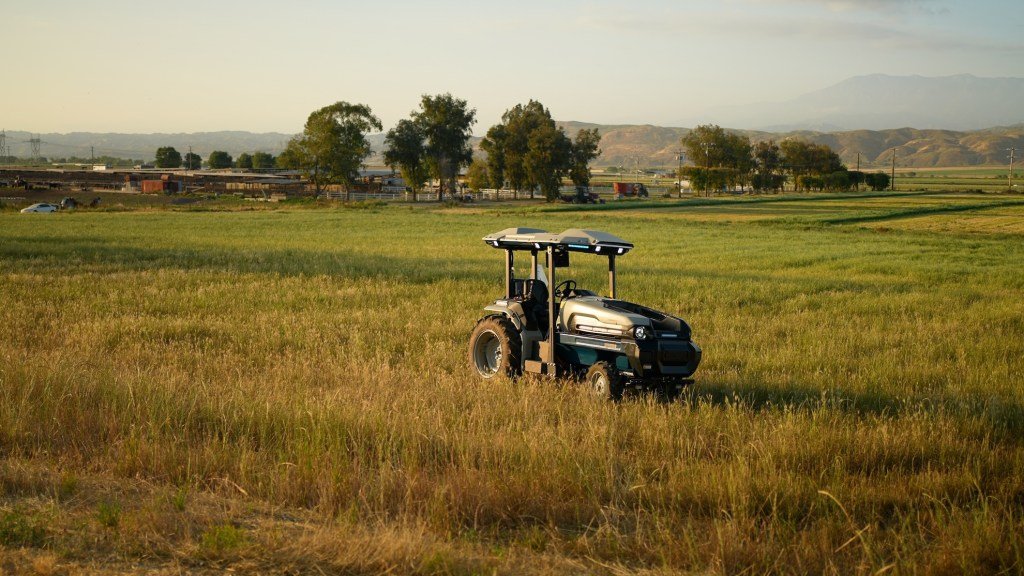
(4, 0, 1022, 134)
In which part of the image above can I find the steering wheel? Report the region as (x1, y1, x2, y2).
(554, 279, 577, 299)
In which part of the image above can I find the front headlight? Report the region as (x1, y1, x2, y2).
(633, 325, 652, 340)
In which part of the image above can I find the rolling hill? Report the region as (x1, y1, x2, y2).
(5, 123, 1022, 170)
(558, 122, 1024, 169)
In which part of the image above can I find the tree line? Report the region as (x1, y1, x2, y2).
(681, 124, 890, 194)
(270, 95, 603, 201)
(148, 107, 891, 200)
(153, 147, 277, 170)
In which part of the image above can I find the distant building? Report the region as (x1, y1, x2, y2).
(141, 175, 181, 193)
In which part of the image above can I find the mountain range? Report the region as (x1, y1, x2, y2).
(694, 74, 1024, 132)
(557, 122, 1024, 169)
(3, 74, 1021, 169)
(4, 124, 1020, 170)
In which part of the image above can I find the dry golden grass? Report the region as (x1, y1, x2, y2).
(1, 193, 1023, 573)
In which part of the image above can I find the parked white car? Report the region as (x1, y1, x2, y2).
(20, 203, 59, 213)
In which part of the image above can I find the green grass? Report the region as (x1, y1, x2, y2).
(893, 167, 1019, 192)
(0, 510, 47, 548)
(1, 193, 1023, 573)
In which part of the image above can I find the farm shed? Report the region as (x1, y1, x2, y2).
(141, 177, 181, 193)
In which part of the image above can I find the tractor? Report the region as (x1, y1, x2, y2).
(560, 186, 604, 204)
(468, 228, 701, 399)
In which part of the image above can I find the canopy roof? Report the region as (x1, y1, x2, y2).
(482, 227, 633, 254)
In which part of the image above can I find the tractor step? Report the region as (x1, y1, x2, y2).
(524, 360, 557, 376)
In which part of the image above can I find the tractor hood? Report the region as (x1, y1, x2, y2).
(560, 296, 691, 340)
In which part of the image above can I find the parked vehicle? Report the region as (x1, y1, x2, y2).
(469, 227, 701, 400)
(612, 182, 649, 199)
(560, 186, 604, 204)
(20, 203, 59, 213)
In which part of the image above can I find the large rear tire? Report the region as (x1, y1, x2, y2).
(469, 316, 522, 379)
(585, 361, 623, 401)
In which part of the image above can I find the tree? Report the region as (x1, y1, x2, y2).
(683, 167, 736, 194)
(752, 140, 784, 193)
(824, 171, 851, 191)
(502, 101, 551, 198)
(865, 172, 890, 191)
(466, 157, 490, 191)
(412, 94, 476, 201)
(797, 175, 824, 191)
(236, 153, 253, 169)
(848, 170, 866, 190)
(569, 128, 601, 188)
(276, 139, 306, 170)
(479, 124, 507, 191)
(287, 101, 383, 199)
(525, 123, 572, 201)
(155, 146, 182, 168)
(682, 125, 727, 170)
(252, 152, 276, 170)
(780, 140, 845, 191)
(383, 118, 429, 202)
(207, 150, 233, 169)
(481, 100, 579, 201)
(183, 151, 201, 170)
(681, 125, 754, 195)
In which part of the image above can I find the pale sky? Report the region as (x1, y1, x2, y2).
(4, 0, 1022, 135)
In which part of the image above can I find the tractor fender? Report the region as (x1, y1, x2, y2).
(483, 304, 524, 332)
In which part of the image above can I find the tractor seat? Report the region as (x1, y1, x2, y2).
(519, 279, 551, 333)
(529, 279, 548, 304)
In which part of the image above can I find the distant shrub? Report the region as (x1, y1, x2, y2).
(96, 501, 121, 529)
(171, 486, 188, 512)
(201, 524, 247, 554)
(0, 510, 47, 547)
(56, 473, 78, 501)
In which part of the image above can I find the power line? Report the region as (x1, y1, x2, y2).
(0, 133, 147, 158)
(25, 140, 141, 157)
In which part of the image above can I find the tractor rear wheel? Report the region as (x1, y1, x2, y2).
(469, 316, 522, 379)
(586, 361, 623, 400)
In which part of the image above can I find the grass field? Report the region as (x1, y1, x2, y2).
(589, 166, 1020, 194)
(894, 168, 1017, 193)
(2, 191, 1023, 574)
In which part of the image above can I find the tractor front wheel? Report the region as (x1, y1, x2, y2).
(469, 316, 522, 379)
(586, 361, 623, 400)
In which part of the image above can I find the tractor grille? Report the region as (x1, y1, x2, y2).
(659, 341, 694, 366)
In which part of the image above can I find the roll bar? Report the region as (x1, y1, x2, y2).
(485, 228, 633, 368)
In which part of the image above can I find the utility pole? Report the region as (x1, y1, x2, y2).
(856, 152, 861, 192)
(701, 142, 715, 197)
(0, 129, 6, 163)
(1009, 147, 1017, 191)
(676, 149, 684, 198)
(188, 145, 193, 170)
(890, 147, 897, 192)
(91, 146, 94, 163)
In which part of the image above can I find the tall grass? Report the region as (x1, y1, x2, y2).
(1, 197, 1023, 573)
